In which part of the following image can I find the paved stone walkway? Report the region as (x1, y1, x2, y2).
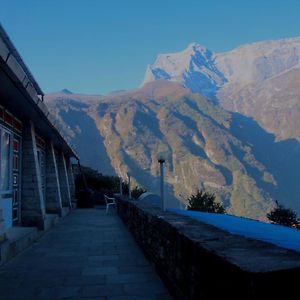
(0, 209, 172, 300)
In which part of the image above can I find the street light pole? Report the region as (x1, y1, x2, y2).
(158, 157, 165, 211)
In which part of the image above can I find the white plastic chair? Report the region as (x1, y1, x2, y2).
(104, 195, 116, 214)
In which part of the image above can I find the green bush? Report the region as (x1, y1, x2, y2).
(267, 201, 298, 227)
(122, 181, 146, 199)
(122, 181, 129, 196)
(74, 165, 120, 193)
(73, 165, 121, 207)
(131, 186, 146, 199)
(187, 189, 225, 214)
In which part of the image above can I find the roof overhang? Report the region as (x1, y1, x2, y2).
(0, 24, 79, 159)
(0, 24, 44, 96)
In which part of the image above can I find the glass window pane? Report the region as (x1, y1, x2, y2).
(0, 131, 11, 191)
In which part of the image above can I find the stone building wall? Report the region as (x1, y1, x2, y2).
(0, 208, 4, 231)
(0, 208, 6, 243)
(57, 152, 72, 208)
(21, 122, 46, 229)
(45, 142, 63, 216)
(117, 198, 300, 300)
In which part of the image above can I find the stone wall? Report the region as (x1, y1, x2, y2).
(117, 198, 300, 300)
(0, 208, 6, 243)
(0, 209, 3, 229)
(21, 121, 46, 229)
(45, 141, 63, 215)
(57, 151, 72, 208)
(65, 158, 76, 205)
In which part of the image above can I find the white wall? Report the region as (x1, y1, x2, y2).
(0, 198, 12, 229)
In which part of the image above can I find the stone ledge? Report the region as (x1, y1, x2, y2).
(0, 210, 74, 266)
(0, 230, 6, 243)
(117, 198, 300, 300)
(44, 214, 60, 231)
(62, 207, 71, 217)
(0, 226, 38, 266)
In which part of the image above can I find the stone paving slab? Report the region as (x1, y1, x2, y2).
(0, 208, 172, 300)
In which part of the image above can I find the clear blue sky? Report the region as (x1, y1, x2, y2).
(1, 0, 300, 95)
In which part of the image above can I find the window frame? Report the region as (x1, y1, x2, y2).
(0, 125, 13, 196)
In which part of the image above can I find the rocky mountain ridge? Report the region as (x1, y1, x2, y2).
(45, 36, 300, 220)
(45, 81, 300, 220)
(143, 38, 300, 140)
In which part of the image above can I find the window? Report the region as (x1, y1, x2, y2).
(0, 125, 21, 225)
(0, 129, 12, 192)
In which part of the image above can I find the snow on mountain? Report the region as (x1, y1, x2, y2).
(143, 37, 300, 140)
(144, 37, 300, 93)
(216, 37, 300, 88)
(142, 43, 227, 99)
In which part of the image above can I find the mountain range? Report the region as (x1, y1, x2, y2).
(45, 37, 300, 220)
(143, 38, 300, 140)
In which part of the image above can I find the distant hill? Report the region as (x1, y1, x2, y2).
(60, 88, 73, 94)
(45, 80, 300, 220)
(45, 36, 300, 220)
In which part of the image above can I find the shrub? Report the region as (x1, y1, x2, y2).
(73, 165, 120, 207)
(122, 181, 129, 196)
(122, 181, 146, 199)
(187, 189, 225, 214)
(267, 201, 298, 227)
(131, 186, 147, 199)
(73, 165, 120, 193)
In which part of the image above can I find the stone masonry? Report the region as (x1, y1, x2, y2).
(0, 209, 3, 230)
(57, 151, 72, 208)
(21, 121, 46, 229)
(45, 141, 63, 216)
(65, 157, 76, 205)
(0, 209, 171, 299)
(0, 209, 6, 243)
(117, 197, 300, 300)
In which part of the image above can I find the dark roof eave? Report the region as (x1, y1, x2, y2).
(0, 23, 44, 96)
(0, 24, 79, 160)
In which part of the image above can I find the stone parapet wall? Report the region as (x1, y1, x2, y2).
(117, 198, 300, 300)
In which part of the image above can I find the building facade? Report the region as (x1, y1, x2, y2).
(0, 24, 78, 236)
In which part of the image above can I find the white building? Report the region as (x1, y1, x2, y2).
(0, 24, 79, 259)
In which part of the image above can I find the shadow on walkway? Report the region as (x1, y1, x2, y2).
(0, 208, 172, 300)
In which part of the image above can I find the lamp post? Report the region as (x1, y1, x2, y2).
(127, 172, 131, 199)
(158, 156, 165, 211)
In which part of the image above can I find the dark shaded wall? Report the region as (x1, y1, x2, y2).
(117, 198, 300, 300)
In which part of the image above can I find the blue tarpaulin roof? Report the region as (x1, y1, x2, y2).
(169, 209, 300, 253)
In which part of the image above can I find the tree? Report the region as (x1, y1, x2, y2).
(73, 165, 120, 208)
(187, 190, 225, 214)
(73, 165, 119, 193)
(267, 201, 298, 227)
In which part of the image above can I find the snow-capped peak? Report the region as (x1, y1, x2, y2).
(142, 43, 227, 98)
(142, 37, 300, 101)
